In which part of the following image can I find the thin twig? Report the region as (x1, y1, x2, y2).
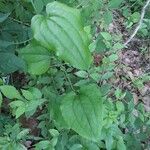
(124, 0, 150, 47)
(60, 65, 76, 93)
(12, 38, 33, 45)
(9, 17, 30, 27)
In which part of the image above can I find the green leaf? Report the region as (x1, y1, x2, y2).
(29, 87, 42, 99)
(70, 144, 83, 150)
(31, 1, 92, 70)
(9, 101, 26, 118)
(49, 129, 59, 137)
(21, 89, 33, 100)
(35, 140, 51, 150)
(9, 100, 25, 108)
(61, 84, 104, 141)
(32, 0, 44, 13)
(113, 43, 124, 50)
(19, 43, 51, 75)
(75, 71, 88, 78)
(103, 10, 113, 25)
(101, 72, 114, 80)
(0, 92, 2, 107)
(0, 13, 10, 22)
(108, 0, 124, 9)
(17, 129, 30, 140)
(49, 94, 68, 129)
(105, 135, 113, 150)
(90, 73, 101, 82)
(116, 101, 124, 112)
(95, 34, 107, 53)
(130, 12, 140, 23)
(117, 137, 126, 150)
(0, 40, 13, 48)
(0, 52, 26, 74)
(25, 99, 46, 117)
(15, 143, 28, 150)
(108, 54, 118, 62)
(0, 85, 22, 99)
(101, 32, 112, 41)
(15, 106, 26, 118)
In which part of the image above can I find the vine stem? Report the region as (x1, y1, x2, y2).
(60, 65, 76, 93)
(12, 38, 33, 45)
(9, 17, 30, 27)
(124, 0, 150, 47)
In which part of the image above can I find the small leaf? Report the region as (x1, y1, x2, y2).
(101, 72, 114, 80)
(108, 0, 124, 9)
(70, 144, 83, 150)
(61, 84, 104, 141)
(108, 54, 118, 62)
(101, 32, 112, 41)
(0, 85, 22, 99)
(21, 89, 33, 100)
(32, 0, 44, 13)
(117, 137, 126, 150)
(105, 135, 113, 150)
(15, 106, 26, 118)
(130, 12, 140, 23)
(30, 87, 42, 99)
(25, 99, 46, 117)
(103, 10, 113, 25)
(35, 140, 51, 149)
(75, 71, 88, 78)
(90, 73, 101, 82)
(116, 101, 125, 112)
(17, 129, 30, 140)
(9, 100, 25, 108)
(0, 12, 10, 22)
(113, 43, 124, 50)
(49, 129, 59, 137)
(15, 143, 27, 150)
(95, 34, 107, 53)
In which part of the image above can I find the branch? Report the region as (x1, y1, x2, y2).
(124, 0, 150, 47)
(9, 17, 30, 27)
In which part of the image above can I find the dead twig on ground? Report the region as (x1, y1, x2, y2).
(124, 0, 150, 47)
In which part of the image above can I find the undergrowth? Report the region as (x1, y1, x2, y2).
(0, 0, 150, 149)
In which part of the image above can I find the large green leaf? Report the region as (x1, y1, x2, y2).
(0, 52, 26, 74)
(31, 1, 92, 70)
(19, 43, 51, 75)
(61, 84, 104, 141)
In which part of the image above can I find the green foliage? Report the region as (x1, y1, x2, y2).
(61, 84, 104, 141)
(0, 52, 26, 74)
(0, 85, 22, 99)
(31, 1, 92, 70)
(0, 124, 29, 150)
(0, 0, 150, 149)
(19, 42, 51, 75)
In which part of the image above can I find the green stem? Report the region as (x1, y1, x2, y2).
(60, 65, 76, 93)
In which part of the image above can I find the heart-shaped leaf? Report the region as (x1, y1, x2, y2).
(61, 84, 104, 141)
(31, 2, 92, 70)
